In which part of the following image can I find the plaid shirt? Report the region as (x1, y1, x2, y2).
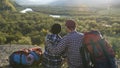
(42, 34, 63, 68)
(47, 31, 84, 68)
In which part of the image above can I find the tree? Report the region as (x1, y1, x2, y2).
(0, 0, 16, 12)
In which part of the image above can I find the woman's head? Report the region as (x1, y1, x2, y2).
(50, 23, 61, 34)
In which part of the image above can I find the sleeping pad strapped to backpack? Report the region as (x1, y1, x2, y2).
(9, 47, 42, 68)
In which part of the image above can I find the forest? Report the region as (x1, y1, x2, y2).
(0, 0, 120, 59)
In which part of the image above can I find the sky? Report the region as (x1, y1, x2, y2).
(16, 0, 58, 5)
(28, 0, 57, 4)
(15, 0, 119, 5)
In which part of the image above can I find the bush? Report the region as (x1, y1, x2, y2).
(18, 36, 32, 45)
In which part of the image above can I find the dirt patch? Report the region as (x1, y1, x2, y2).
(0, 44, 38, 67)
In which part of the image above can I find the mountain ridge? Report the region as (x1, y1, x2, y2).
(11, 0, 119, 8)
(0, 0, 16, 12)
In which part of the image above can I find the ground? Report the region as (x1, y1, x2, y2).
(0, 44, 39, 68)
(0, 44, 119, 68)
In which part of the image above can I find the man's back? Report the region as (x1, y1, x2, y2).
(64, 31, 83, 68)
(47, 31, 83, 68)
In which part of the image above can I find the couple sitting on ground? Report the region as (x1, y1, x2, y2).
(42, 20, 117, 68)
(42, 20, 83, 68)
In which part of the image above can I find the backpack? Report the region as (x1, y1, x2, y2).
(80, 30, 115, 68)
(9, 47, 42, 68)
(29, 47, 43, 65)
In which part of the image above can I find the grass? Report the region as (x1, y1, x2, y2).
(0, 44, 37, 68)
(0, 44, 68, 68)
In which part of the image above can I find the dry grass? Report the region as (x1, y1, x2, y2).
(0, 44, 119, 68)
(0, 44, 39, 68)
(0, 44, 67, 68)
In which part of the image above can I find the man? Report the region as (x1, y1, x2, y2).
(47, 20, 84, 68)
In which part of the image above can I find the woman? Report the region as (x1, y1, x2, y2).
(42, 23, 63, 68)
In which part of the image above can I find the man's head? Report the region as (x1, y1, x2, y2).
(65, 20, 76, 32)
(50, 23, 61, 34)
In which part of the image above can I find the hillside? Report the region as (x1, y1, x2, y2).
(0, 0, 16, 12)
(0, 0, 120, 68)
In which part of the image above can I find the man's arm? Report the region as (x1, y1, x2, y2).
(47, 36, 68, 55)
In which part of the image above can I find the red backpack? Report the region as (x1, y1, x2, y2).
(81, 30, 115, 68)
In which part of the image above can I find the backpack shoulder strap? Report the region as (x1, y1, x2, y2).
(98, 39, 110, 58)
(98, 39, 115, 68)
(80, 43, 95, 68)
(20, 53, 22, 65)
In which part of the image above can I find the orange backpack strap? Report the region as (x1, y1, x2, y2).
(14, 49, 30, 55)
(29, 47, 42, 55)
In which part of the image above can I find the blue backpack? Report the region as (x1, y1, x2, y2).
(9, 47, 42, 68)
(9, 50, 30, 68)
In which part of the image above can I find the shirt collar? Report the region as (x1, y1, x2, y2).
(69, 30, 77, 34)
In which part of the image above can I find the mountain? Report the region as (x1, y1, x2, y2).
(111, 0, 120, 8)
(50, 0, 120, 8)
(0, 0, 16, 12)
(50, 0, 95, 6)
(10, 0, 21, 7)
(15, 0, 58, 5)
(51, 0, 107, 6)
(10, 0, 120, 8)
(13, 0, 112, 7)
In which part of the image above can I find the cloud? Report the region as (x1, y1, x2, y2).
(16, 0, 119, 6)
(16, 0, 58, 5)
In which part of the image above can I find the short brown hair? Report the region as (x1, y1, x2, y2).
(65, 20, 76, 30)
